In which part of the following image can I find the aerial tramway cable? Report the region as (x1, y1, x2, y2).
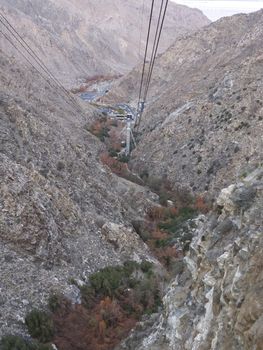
(0, 28, 80, 114)
(0, 12, 81, 111)
(142, 0, 165, 101)
(27, 0, 89, 78)
(0, 11, 84, 113)
(0, 27, 68, 102)
(125, 0, 169, 154)
(143, 0, 168, 102)
(135, 0, 169, 131)
(137, 0, 155, 109)
(138, 0, 146, 60)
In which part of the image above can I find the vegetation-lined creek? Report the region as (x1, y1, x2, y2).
(0, 112, 210, 348)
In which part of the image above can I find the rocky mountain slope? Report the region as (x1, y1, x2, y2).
(1, 3, 262, 350)
(117, 168, 263, 350)
(109, 10, 263, 195)
(0, 46, 161, 337)
(0, 0, 210, 86)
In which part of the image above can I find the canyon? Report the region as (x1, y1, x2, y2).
(0, 1, 262, 349)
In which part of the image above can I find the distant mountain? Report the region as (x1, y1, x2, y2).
(1, 0, 210, 86)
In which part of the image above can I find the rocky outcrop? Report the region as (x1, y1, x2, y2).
(0, 0, 210, 86)
(116, 168, 263, 350)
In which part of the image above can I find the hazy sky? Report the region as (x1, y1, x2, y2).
(172, 0, 263, 21)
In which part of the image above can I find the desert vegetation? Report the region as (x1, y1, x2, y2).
(133, 194, 210, 269)
(0, 261, 162, 350)
(86, 116, 111, 142)
(0, 335, 52, 350)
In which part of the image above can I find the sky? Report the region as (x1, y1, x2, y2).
(171, 0, 263, 21)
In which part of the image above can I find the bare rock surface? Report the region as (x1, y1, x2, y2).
(0, 0, 210, 86)
(1, 3, 263, 348)
(116, 168, 263, 350)
(0, 48, 157, 336)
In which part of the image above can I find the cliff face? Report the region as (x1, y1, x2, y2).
(1, 0, 210, 86)
(109, 10, 263, 195)
(116, 168, 263, 350)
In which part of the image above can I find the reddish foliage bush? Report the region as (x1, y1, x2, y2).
(147, 206, 179, 222)
(144, 203, 204, 266)
(100, 153, 128, 176)
(155, 246, 179, 262)
(147, 207, 168, 221)
(52, 298, 137, 350)
(151, 229, 169, 240)
(71, 85, 88, 94)
(109, 138, 122, 152)
(194, 195, 211, 213)
(169, 207, 179, 216)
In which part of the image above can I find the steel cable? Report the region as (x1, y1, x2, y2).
(0, 28, 74, 106)
(137, 0, 155, 108)
(143, 0, 168, 102)
(0, 11, 83, 112)
(136, 0, 169, 131)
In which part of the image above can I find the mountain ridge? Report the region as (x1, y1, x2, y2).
(1, 0, 210, 86)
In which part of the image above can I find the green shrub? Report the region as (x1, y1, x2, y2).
(0, 335, 52, 350)
(108, 149, 118, 157)
(134, 277, 161, 314)
(80, 285, 96, 309)
(98, 127, 110, 142)
(118, 154, 130, 163)
(0, 335, 29, 350)
(81, 260, 159, 313)
(140, 261, 153, 274)
(159, 192, 169, 206)
(158, 207, 196, 234)
(25, 310, 54, 343)
(139, 169, 149, 181)
(89, 264, 135, 297)
(48, 293, 62, 313)
(155, 238, 170, 248)
(123, 260, 140, 275)
(33, 344, 52, 350)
